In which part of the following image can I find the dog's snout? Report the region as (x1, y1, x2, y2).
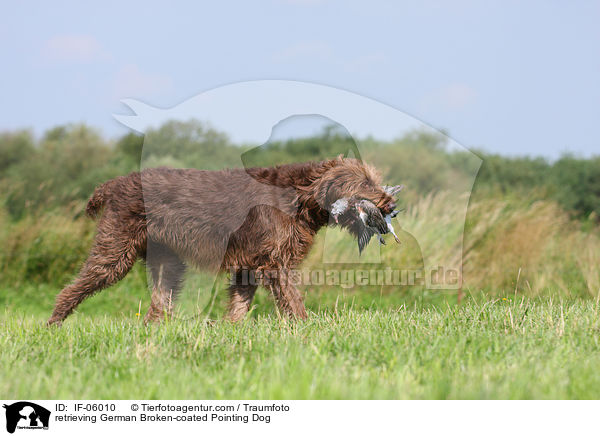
(382, 202, 396, 215)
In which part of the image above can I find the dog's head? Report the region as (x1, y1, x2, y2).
(313, 157, 403, 251)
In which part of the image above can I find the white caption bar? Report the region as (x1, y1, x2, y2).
(0, 400, 597, 435)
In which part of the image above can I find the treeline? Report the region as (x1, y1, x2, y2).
(1, 120, 599, 221)
(474, 153, 600, 221)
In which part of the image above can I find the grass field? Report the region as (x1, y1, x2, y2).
(2, 285, 600, 400)
(2, 122, 600, 402)
(2, 169, 599, 400)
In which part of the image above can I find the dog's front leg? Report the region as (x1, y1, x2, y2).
(144, 287, 176, 324)
(264, 270, 308, 320)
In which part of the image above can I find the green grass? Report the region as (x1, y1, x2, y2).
(2, 289, 600, 399)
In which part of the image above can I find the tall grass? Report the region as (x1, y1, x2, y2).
(2, 192, 598, 303)
(463, 197, 600, 297)
(300, 192, 600, 299)
(0, 206, 95, 287)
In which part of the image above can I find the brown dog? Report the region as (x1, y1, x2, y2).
(47, 157, 401, 325)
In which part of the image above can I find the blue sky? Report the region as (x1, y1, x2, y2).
(1, 1, 598, 158)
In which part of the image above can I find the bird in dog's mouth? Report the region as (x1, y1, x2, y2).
(330, 184, 404, 254)
(355, 199, 402, 253)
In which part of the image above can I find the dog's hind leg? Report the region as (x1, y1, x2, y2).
(225, 270, 258, 321)
(144, 241, 187, 324)
(47, 217, 145, 326)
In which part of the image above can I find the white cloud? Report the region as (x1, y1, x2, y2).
(41, 35, 112, 63)
(420, 83, 477, 112)
(343, 52, 388, 73)
(272, 42, 333, 62)
(273, 43, 387, 75)
(278, 0, 326, 5)
(112, 64, 173, 100)
(440, 83, 477, 109)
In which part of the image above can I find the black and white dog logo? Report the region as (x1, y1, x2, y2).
(3, 402, 50, 433)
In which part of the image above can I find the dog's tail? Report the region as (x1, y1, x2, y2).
(86, 179, 115, 219)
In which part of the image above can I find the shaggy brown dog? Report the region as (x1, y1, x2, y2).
(47, 157, 400, 326)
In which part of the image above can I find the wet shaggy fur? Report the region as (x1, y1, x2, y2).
(47, 157, 397, 325)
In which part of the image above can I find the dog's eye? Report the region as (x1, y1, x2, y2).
(381, 202, 396, 215)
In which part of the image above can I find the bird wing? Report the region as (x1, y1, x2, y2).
(355, 200, 389, 254)
(357, 223, 376, 254)
(360, 200, 388, 234)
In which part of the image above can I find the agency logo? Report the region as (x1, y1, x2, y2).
(3, 402, 50, 434)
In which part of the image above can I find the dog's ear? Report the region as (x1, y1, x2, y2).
(312, 163, 346, 210)
(382, 184, 404, 197)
